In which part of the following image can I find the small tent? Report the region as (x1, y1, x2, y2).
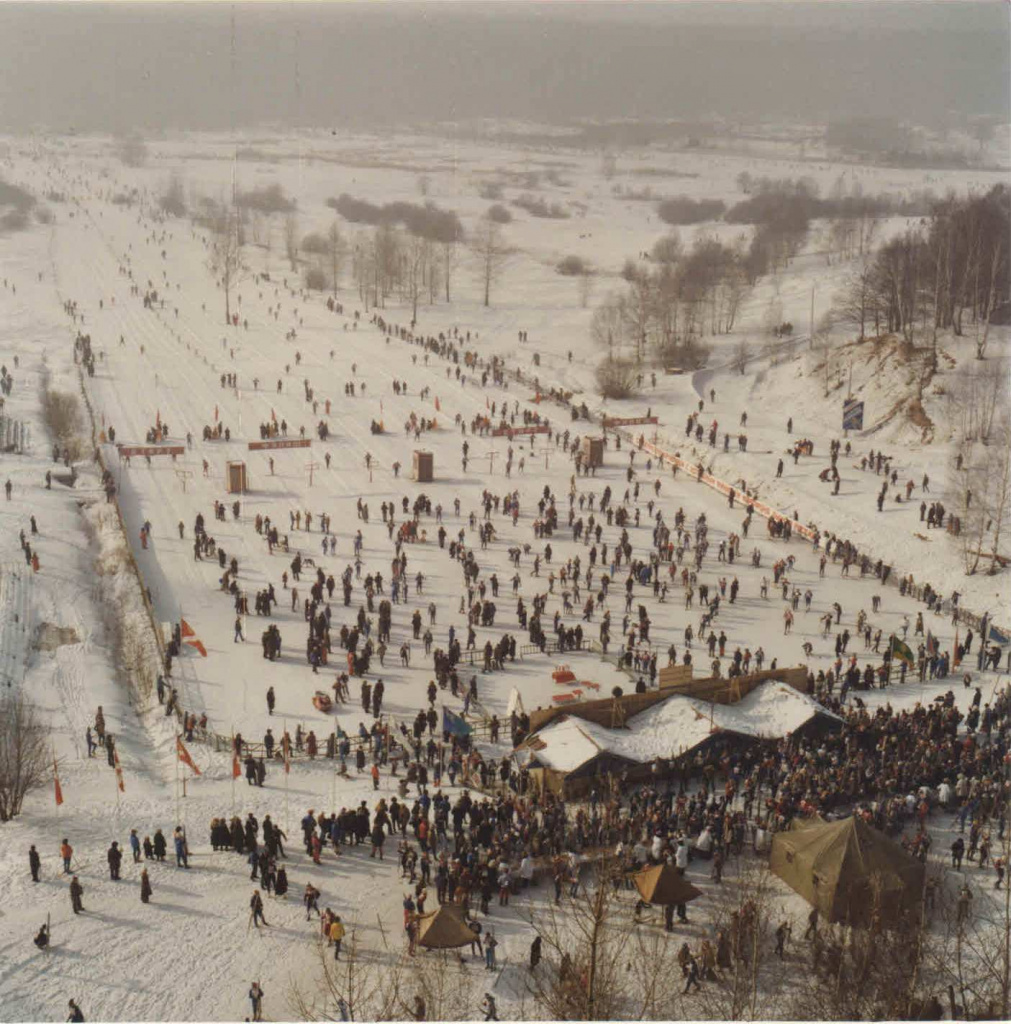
(769, 815, 925, 927)
(416, 903, 477, 950)
(633, 863, 703, 906)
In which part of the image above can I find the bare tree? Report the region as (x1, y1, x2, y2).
(976, 235, 1004, 359)
(327, 220, 343, 298)
(404, 233, 426, 322)
(440, 238, 457, 303)
(472, 216, 510, 308)
(284, 211, 300, 272)
(733, 338, 750, 375)
(591, 296, 626, 361)
(834, 255, 876, 340)
(523, 857, 684, 1019)
(0, 694, 50, 822)
(208, 206, 245, 326)
(288, 920, 406, 1021)
(372, 224, 401, 308)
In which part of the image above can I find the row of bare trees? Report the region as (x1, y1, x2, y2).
(593, 231, 750, 393)
(289, 849, 1011, 1021)
(834, 185, 1008, 361)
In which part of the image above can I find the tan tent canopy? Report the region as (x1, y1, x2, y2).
(770, 816, 925, 926)
(633, 863, 703, 906)
(416, 902, 478, 950)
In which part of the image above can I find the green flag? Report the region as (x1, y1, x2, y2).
(891, 636, 914, 666)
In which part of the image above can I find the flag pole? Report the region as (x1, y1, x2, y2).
(331, 727, 337, 812)
(175, 733, 180, 825)
(231, 725, 236, 819)
(284, 717, 290, 836)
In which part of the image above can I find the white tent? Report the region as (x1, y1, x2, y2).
(520, 681, 838, 774)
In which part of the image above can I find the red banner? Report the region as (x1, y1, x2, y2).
(490, 424, 551, 438)
(247, 439, 312, 451)
(602, 416, 658, 428)
(117, 445, 185, 458)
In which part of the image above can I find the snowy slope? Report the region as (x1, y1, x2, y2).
(0, 129, 1007, 1022)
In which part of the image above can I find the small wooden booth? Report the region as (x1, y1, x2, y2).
(581, 436, 604, 469)
(413, 450, 434, 483)
(226, 460, 248, 494)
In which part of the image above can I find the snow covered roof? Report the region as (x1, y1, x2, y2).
(523, 681, 838, 773)
(524, 717, 608, 772)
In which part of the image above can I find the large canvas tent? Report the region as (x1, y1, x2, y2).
(633, 863, 703, 906)
(416, 902, 477, 950)
(769, 816, 925, 926)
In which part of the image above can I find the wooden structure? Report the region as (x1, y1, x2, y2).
(657, 664, 694, 690)
(581, 436, 604, 468)
(225, 461, 248, 494)
(413, 450, 434, 483)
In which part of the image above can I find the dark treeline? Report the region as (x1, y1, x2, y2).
(328, 195, 464, 244)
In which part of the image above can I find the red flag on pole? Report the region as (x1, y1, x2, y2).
(54, 758, 63, 807)
(114, 749, 125, 793)
(177, 735, 201, 776)
(232, 752, 241, 779)
(180, 619, 195, 638)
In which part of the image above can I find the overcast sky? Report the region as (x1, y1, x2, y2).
(0, 2, 1007, 134)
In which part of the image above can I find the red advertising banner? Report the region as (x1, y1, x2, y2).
(117, 445, 185, 458)
(247, 439, 312, 451)
(490, 424, 551, 438)
(603, 416, 659, 428)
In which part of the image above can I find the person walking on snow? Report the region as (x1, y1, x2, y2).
(248, 982, 264, 1022)
(250, 889, 269, 928)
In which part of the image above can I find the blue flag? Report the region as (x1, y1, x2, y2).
(442, 706, 473, 737)
(989, 624, 1010, 646)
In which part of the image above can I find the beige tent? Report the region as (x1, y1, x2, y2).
(416, 902, 477, 950)
(769, 816, 925, 926)
(633, 863, 703, 906)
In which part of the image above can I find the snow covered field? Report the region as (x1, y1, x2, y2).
(0, 129, 1008, 1022)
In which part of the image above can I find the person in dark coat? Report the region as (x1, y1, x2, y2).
(140, 868, 152, 903)
(29, 845, 41, 883)
(34, 923, 49, 950)
(153, 829, 167, 862)
(70, 876, 84, 914)
(107, 842, 123, 880)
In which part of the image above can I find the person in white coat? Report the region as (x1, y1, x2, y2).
(675, 837, 689, 875)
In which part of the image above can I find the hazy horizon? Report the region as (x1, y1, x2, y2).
(0, 2, 1007, 135)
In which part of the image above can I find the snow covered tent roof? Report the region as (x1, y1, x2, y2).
(522, 717, 639, 776)
(520, 681, 839, 775)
